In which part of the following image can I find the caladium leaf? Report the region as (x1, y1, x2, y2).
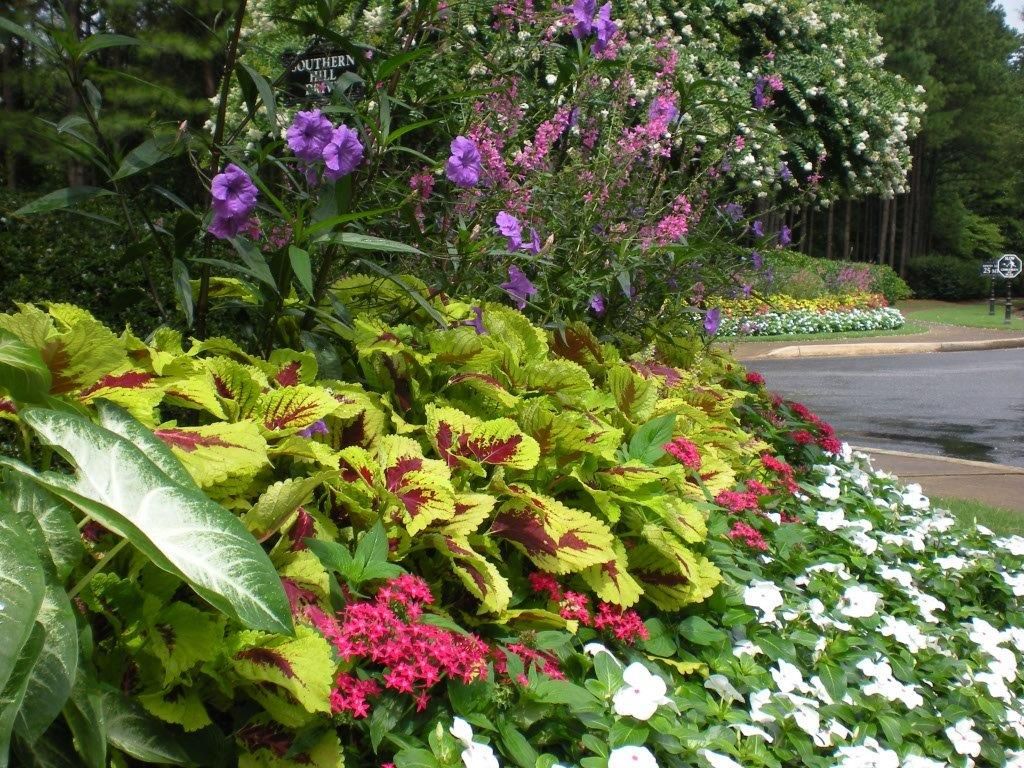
(154, 421, 269, 496)
(0, 624, 45, 768)
(427, 405, 540, 472)
(96, 401, 199, 491)
(16, 408, 292, 635)
(14, 583, 78, 743)
(4, 473, 84, 581)
(101, 686, 191, 765)
(491, 485, 615, 574)
(63, 676, 106, 768)
(0, 512, 45, 716)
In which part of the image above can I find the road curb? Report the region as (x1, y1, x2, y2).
(852, 446, 1024, 474)
(750, 336, 1024, 360)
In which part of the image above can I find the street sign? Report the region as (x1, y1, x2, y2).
(281, 44, 360, 104)
(982, 262, 997, 276)
(996, 253, 1023, 279)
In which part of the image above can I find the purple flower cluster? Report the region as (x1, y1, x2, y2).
(209, 164, 259, 239)
(703, 308, 722, 335)
(570, 0, 617, 53)
(446, 136, 482, 187)
(285, 109, 364, 184)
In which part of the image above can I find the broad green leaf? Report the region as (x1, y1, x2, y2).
(78, 33, 140, 56)
(0, 17, 53, 57)
(101, 687, 190, 765)
(12, 187, 113, 217)
(17, 409, 291, 634)
(678, 616, 727, 647)
(394, 748, 440, 768)
(497, 722, 538, 768)
(146, 603, 225, 686)
(626, 414, 676, 465)
(324, 232, 424, 255)
(243, 473, 333, 541)
(0, 512, 45, 696)
(5, 474, 84, 582)
(237, 63, 277, 130)
(817, 663, 847, 703)
(63, 677, 106, 768)
(111, 136, 176, 180)
(0, 624, 45, 768)
(15, 584, 78, 743)
(0, 329, 51, 403)
(96, 401, 199, 490)
(288, 246, 314, 297)
(229, 239, 278, 292)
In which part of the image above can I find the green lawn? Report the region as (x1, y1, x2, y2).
(717, 319, 930, 345)
(906, 301, 1024, 331)
(933, 495, 1024, 537)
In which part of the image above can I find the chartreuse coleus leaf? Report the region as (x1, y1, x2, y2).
(153, 420, 269, 497)
(237, 717, 343, 768)
(0, 304, 128, 396)
(609, 364, 660, 424)
(339, 436, 457, 535)
(243, 472, 335, 541)
(0, 511, 46, 766)
(627, 537, 721, 611)
(258, 386, 338, 434)
(0, 329, 51, 404)
(426, 404, 540, 473)
(491, 484, 615, 574)
(431, 535, 512, 614)
(138, 687, 212, 733)
(143, 601, 225, 686)
(11, 408, 292, 635)
(201, 357, 266, 421)
(548, 321, 610, 375)
(581, 541, 644, 608)
(78, 369, 164, 423)
(229, 626, 334, 727)
(517, 401, 622, 462)
(259, 349, 318, 387)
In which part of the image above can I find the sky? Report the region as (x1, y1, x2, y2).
(996, 0, 1024, 32)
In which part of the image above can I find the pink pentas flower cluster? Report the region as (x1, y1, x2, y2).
(714, 489, 761, 514)
(663, 436, 701, 470)
(492, 644, 565, 685)
(528, 574, 649, 645)
(303, 575, 489, 715)
(728, 521, 769, 551)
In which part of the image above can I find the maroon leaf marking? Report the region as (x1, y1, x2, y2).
(0, 398, 16, 414)
(41, 339, 75, 395)
(288, 508, 316, 551)
(274, 362, 302, 387)
(384, 456, 424, 492)
(629, 361, 682, 386)
(557, 530, 597, 552)
(550, 327, 604, 366)
(467, 433, 523, 465)
(435, 421, 458, 467)
(448, 372, 508, 391)
(265, 396, 322, 431)
(213, 374, 233, 399)
(235, 647, 295, 678)
(237, 723, 292, 758)
(282, 577, 318, 613)
(492, 509, 559, 556)
(339, 414, 367, 448)
(634, 570, 690, 586)
(444, 537, 473, 556)
(154, 428, 235, 453)
(395, 485, 437, 519)
(81, 370, 155, 396)
(459, 559, 490, 595)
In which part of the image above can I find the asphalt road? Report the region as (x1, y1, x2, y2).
(749, 348, 1024, 467)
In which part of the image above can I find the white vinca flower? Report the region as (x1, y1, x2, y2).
(839, 585, 881, 618)
(704, 674, 743, 704)
(743, 580, 784, 623)
(699, 750, 743, 768)
(450, 718, 501, 768)
(945, 718, 982, 757)
(612, 663, 670, 720)
(834, 737, 899, 767)
(608, 746, 658, 768)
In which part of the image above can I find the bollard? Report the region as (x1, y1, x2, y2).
(1006, 279, 1013, 324)
(990, 275, 996, 315)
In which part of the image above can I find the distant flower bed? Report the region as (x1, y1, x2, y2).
(711, 293, 905, 337)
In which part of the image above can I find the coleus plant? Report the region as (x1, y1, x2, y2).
(0, 300, 759, 766)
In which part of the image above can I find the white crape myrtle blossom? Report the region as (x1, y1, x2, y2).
(612, 663, 671, 720)
(945, 718, 983, 757)
(607, 746, 658, 768)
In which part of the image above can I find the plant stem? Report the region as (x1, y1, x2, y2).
(69, 539, 128, 599)
(196, 0, 250, 340)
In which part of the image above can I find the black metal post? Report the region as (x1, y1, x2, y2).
(1005, 278, 1012, 324)
(990, 275, 996, 315)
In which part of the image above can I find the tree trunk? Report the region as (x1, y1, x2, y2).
(826, 204, 835, 260)
(807, 206, 816, 256)
(843, 198, 852, 260)
(878, 198, 891, 265)
(887, 197, 898, 268)
(899, 191, 912, 276)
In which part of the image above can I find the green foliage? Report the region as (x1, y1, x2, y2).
(756, 250, 913, 303)
(906, 254, 990, 300)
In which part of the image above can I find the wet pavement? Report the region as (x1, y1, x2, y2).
(749, 348, 1024, 468)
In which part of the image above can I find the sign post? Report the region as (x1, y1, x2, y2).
(985, 254, 1023, 324)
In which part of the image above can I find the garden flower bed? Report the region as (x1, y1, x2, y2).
(713, 293, 906, 337)
(1, 303, 1021, 767)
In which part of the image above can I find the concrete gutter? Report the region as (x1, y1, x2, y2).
(753, 336, 1024, 360)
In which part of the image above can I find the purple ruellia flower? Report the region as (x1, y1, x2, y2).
(721, 202, 744, 222)
(446, 135, 482, 187)
(500, 265, 537, 309)
(208, 211, 250, 239)
(778, 225, 792, 247)
(211, 164, 257, 217)
(593, 3, 617, 53)
(751, 219, 765, 237)
(298, 419, 329, 438)
(524, 227, 542, 255)
(570, 0, 597, 38)
(779, 162, 793, 181)
(323, 125, 364, 181)
(286, 110, 334, 162)
(589, 293, 606, 315)
(751, 250, 763, 269)
(465, 306, 486, 335)
(703, 308, 722, 335)
(496, 211, 523, 251)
